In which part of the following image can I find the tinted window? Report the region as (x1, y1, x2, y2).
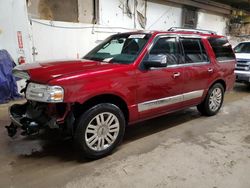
(234, 42, 250, 53)
(149, 37, 179, 65)
(208, 37, 235, 61)
(180, 38, 209, 64)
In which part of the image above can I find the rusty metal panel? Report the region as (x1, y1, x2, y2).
(28, 0, 79, 22)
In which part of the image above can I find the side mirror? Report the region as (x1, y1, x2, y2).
(143, 54, 168, 68)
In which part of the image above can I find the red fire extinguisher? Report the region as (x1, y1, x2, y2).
(18, 56, 26, 65)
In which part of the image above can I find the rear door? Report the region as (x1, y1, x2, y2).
(179, 37, 214, 107)
(136, 36, 184, 119)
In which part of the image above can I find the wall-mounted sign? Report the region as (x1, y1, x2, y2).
(17, 31, 23, 49)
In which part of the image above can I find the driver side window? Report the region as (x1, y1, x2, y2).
(149, 37, 179, 66)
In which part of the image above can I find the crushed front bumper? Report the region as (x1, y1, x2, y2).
(6, 103, 41, 137)
(6, 101, 73, 137)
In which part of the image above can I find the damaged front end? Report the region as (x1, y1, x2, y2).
(6, 101, 74, 137)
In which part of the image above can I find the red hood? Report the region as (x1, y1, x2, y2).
(16, 59, 127, 83)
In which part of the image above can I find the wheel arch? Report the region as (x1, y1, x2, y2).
(197, 78, 226, 116)
(201, 79, 226, 102)
(209, 79, 226, 91)
(73, 94, 129, 124)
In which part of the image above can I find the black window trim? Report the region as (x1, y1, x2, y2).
(139, 34, 182, 70)
(179, 37, 211, 66)
(139, 34, 213, 70)
(208, 37, 235, 63)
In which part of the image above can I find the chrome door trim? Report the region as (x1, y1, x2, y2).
(183, 90, 204, 101)
(168, 61, 210, 68)
(138, 94, 183, 112)
(148, 61, 210, 70)
(138, 90, 204, 112)
(217, 59, 235, 63)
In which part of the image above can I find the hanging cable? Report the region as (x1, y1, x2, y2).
(30, 19, 134, 31)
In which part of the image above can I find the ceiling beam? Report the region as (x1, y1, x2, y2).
(165, 0, 232, 15)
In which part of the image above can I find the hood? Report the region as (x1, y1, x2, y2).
(235, 53, 250, 61)
(15, 59, 127, 83)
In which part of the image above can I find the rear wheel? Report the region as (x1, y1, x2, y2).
(197, 83, 224, 116)
(74, 103, 125, 159)
(244, 82, 250, 88)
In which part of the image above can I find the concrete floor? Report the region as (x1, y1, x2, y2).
(0, 83, 250, 188)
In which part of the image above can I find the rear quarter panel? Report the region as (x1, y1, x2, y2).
(204, 37, 236, 92)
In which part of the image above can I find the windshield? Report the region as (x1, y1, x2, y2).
(234, 43, 250, 53)
(84, 33, 151, 64)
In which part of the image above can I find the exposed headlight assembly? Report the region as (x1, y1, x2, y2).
(26, 83, 64, 103)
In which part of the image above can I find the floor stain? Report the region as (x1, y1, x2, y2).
(244, 135, 250, 144)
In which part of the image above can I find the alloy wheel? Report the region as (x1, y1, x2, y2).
(209, 87, 222, 112)
(85, 112, 120, 151)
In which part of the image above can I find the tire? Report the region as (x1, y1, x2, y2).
(74, 103, 125, 159)
(197, 83, 224, 116)
(244, 82, 250, 88)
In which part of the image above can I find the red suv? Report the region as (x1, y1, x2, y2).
(6, 28, 235, 159)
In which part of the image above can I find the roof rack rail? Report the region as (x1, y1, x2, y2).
(168, 27, 217, 35)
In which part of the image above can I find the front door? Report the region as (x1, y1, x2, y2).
(136, 36, 184, 119)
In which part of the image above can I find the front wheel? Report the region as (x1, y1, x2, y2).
(74, 103, 125, 159)
(197, 83, 224, 116)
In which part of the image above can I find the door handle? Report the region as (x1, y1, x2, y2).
(208, 68, 213, 73)
(173, 72, 181, 78)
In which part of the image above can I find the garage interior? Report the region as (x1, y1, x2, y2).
(0, 0, 250, 187)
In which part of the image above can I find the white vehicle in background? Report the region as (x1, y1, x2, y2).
(234, 42, 250, 86)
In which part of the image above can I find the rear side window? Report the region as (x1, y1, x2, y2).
(180, 38, 209, 64)
(208, 37, 235, 62)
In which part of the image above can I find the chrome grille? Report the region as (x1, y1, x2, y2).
(235, 60, 250, 71)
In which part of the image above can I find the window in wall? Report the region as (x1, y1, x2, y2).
(208, 37, 235, 62)
(180, 38, 209, 64)
(182, 6, 197, 28)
